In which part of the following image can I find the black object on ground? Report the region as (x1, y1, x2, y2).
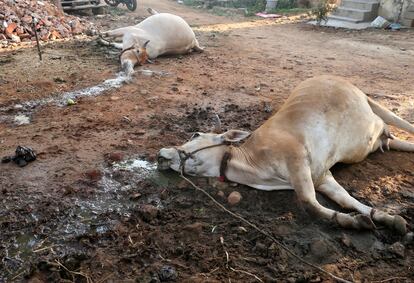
(1, 146, 36, 167)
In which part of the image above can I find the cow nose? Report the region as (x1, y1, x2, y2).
(157, 149, 173, 170)
(157, 153, 168, 163)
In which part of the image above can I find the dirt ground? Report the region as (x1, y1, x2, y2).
(1, 1, 414, 282)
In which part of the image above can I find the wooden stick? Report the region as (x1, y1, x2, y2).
(32, 18, 42, 61)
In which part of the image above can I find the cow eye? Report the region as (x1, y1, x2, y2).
(191, 132, 201, 140)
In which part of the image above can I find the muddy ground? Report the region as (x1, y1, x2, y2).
(1, 1, 414, 282)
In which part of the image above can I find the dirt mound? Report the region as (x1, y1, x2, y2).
(0, 0, 94, 47)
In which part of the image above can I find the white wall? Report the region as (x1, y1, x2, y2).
(378, 0, 414, 22)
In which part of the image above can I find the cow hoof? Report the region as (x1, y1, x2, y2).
(393, 216, 407, 235)
(355, 214, 376, 230)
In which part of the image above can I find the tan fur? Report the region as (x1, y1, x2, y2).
(158, 76, 414, 234)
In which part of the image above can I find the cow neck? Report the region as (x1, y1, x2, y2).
(119, 46, 135, 62)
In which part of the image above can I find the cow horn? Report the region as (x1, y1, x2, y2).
(143, 40, 150, 49)
(212, 113, 222, 134)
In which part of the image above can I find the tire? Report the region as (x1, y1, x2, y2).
(125, 0, 137, 11)
(104, 0, 119, 7)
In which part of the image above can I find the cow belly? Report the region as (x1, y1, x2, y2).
(138, 13, 196, 55)
(248, 183, 292, 191)
(336, 114, 384, 164)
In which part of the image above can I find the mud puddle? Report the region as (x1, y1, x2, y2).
(1, 157, 180, 280)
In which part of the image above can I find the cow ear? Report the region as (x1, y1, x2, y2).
(221, 130, 250, 143)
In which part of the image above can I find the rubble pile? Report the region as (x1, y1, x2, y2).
(0, 0, 94, 47)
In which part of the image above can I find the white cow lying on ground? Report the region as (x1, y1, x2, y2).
(100, 8, 203, 74)
(158, 76, 414, 234)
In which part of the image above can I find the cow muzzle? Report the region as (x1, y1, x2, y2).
(157, 148, 178, 171)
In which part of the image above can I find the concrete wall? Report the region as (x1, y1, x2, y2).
(378, 0, 414, 22)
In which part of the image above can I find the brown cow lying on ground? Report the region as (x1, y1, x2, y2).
(158, 76, 414, 234)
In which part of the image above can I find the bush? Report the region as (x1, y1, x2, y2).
(311, 0, 335, 25)
(247, 0, 266, 15)
(276, 0, 297, 9)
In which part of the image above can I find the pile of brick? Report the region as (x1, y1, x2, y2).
(0, 0, 94, 47)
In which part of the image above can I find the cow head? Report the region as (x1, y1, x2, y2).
(120, 40, 150, 74)
(157, 116, 250, 177)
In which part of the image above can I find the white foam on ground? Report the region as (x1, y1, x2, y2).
(14, 114, 30, 125)
(57, 72, 131, 105)
(1, 72, 131, 126)
(113, 159, 157, 171)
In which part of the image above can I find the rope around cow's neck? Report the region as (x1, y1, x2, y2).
(178, 172, 353, 283)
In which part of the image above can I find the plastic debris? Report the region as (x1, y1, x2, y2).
(370, 16, 390, 29)
(389, 23, 401, 30)
(67, 98, 76, 106)
(1, 146, 36, 167)
(256, 12, 282, 18)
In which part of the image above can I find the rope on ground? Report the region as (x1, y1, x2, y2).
(179, 173, 353, 283)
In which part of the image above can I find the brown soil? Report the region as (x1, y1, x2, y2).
(1, 1, 413, 282)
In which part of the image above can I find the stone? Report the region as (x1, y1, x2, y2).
(21, 15, 32, 24)
(309, 239, 330, 259)
(158, 266, 177, 281)
(130, 192, 142, 200)
(183, 222, 203, 235)
(253, 242, 268, 256)
(5, 22, 17, 35)
(84, 169, 102, 181)
(176, 180, 188, 189)
(10, 34, 21, 43)
(227, 191, 242, 205)
(106, 152, 124, 162)
(402, 232, 413, 245)
(340, 234, 352, 247)
(138, 204, 159, 221)
(53, 77, 66, 83)
(388, 242, 405, 258)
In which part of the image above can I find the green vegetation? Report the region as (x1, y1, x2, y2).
(182, 0, 204, 6)
(246, 0, 310, 16)
(182, 0, 311, 17)
(246, 0, 267, 15)
(311, 0, 336, 25)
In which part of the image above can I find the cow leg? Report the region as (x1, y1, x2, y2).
(389, 138, 414, 152)
(317, 171, 372, 214)
(101, 27, 131, 38)
(317, 172, 407, 234)
(97, 37, 123, 49)
(289, 164, 375, 230)
(147, 8, 159, 15)
(193, 39, 204, 53)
